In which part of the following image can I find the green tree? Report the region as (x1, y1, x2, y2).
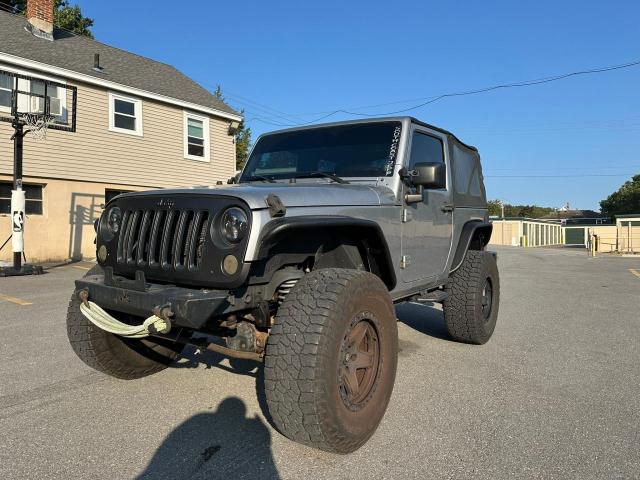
(600, 174, 640, 216)
(487, 200, 556, 218)
(54, 0, 94, 37)
(234, 116, 252, 170)
(487, 199, 502, 217)
(213, 85, 252, 170)
(0, 0, 94, 37)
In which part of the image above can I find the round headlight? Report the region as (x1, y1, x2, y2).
(100, 206, 122, 240)
(219, 207, 248, 244)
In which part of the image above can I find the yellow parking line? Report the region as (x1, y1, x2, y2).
(0, 294, 32, 306)
(629, 269, 640, 278)
(72, 265, 91, 271)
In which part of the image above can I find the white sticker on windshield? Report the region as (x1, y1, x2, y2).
(386, 126, 402, 175)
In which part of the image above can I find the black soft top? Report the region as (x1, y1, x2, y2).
(408, 117, 478, 152)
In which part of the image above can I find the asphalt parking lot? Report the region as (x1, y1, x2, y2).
(1, 246, 639, 480)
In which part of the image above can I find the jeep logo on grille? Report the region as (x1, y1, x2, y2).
(157, 198, 174, 208)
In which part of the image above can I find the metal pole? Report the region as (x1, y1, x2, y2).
(500, 201, 505, 245)
(11, 121, 24, 272)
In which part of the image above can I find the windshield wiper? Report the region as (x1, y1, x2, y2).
(293, 172, 350, 184)
(245, 175, 276, 183)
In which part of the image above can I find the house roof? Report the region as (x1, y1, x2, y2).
(539, 209, 607, 220)
(0, 11, 239, 118)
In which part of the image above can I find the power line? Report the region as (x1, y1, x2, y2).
(246, 57, 640, 127)
(224, 90, 309, 123)
(488, 165, 640, 172)
(485, 173, 635, 178)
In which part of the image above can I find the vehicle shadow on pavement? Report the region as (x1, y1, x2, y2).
(395, 301, 454, 342)
(172, 346, 278, 431)
(136, 396, 281, 480)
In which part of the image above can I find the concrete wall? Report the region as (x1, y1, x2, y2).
(0, 174, 147, 262)
(589, 225, 640, 253)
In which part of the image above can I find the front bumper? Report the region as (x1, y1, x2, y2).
(74, 269, 232, 329)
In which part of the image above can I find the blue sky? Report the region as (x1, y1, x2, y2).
(82, 0, 640, 210)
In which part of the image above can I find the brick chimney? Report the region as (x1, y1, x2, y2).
(26, 0, 54, 39)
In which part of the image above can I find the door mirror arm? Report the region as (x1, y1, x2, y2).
(399, 167, 424, 204)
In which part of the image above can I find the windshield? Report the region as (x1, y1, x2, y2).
(240, 122, 402, 182)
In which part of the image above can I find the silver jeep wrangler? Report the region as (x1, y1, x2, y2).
(67, 117, 499, 453)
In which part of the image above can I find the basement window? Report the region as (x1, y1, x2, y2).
(0, 182, 44, 215)
(183, 112, 210, 161)
(109, 92, 143, 136)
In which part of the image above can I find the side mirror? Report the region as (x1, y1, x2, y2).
(227, 173, 241, 184)
(410, 162, 446, 189)
(402, 162, 446, 203)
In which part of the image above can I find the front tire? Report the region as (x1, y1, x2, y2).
(443, 250, 500, 344)
(66, 266, 182, 379)
(264, 268, 398, 454)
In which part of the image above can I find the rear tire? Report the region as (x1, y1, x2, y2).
(66, 266, 182, 379)
(443, 250, 500, 344)
(264, 268, 398, 453)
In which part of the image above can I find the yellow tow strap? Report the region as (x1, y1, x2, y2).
(79, 300, 170, 338)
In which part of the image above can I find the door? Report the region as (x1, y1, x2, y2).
(401, 127, 453, 283)
(564, 227, 585, 246)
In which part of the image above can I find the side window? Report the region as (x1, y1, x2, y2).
(452, 143, 482, 196)
(0, 72, 13, 111)
(0, 181, 44, 215)
(183, 112, 210, 161)
(108, 92, 143, 136)
(408, 132, 444, 169)
(30, 80, 65, 118)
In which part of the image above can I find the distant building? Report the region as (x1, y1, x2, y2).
(489, 217, 562, 247)
(538, 209, 612, 226)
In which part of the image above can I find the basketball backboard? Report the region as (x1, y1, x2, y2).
(0, 68, 77, 133)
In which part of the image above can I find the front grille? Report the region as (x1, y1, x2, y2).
(116, 209, 209, 272)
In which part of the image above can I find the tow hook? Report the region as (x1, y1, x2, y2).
(150, 304, 174, 334)
(78, 289, 90, 307)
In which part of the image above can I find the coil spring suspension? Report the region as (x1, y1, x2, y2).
(276, 278, 299, 304)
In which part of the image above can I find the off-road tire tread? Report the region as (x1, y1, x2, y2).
(443, 250, 499, 344)
(264, 268, 396, 453)
(66, 265, 178, 380)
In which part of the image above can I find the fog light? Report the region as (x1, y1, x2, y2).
(222, 254, 238, 275)
(97, 245, 107, 262)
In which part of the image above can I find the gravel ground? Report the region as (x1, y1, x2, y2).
(0, 247, 638, 480)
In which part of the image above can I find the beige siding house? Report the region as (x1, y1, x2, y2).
(0, 3, 241, 262)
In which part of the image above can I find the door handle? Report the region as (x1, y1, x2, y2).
(441, 203, 455, 213)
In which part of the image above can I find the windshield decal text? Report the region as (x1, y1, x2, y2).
(386, 126, 402, 175)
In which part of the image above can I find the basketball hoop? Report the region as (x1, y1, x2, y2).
(19, 112, 55, 142)
(0, 69, 77, 276)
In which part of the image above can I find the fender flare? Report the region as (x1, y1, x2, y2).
(450, 220, 492, 273)
(255, 215, 397, 289)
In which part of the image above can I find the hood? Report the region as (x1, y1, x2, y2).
(122, 182, 397, 210)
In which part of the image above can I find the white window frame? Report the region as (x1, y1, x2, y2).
(108, 92, 143, 136)
(183, 111, 210, 162)
(0, 72, 13, 113)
